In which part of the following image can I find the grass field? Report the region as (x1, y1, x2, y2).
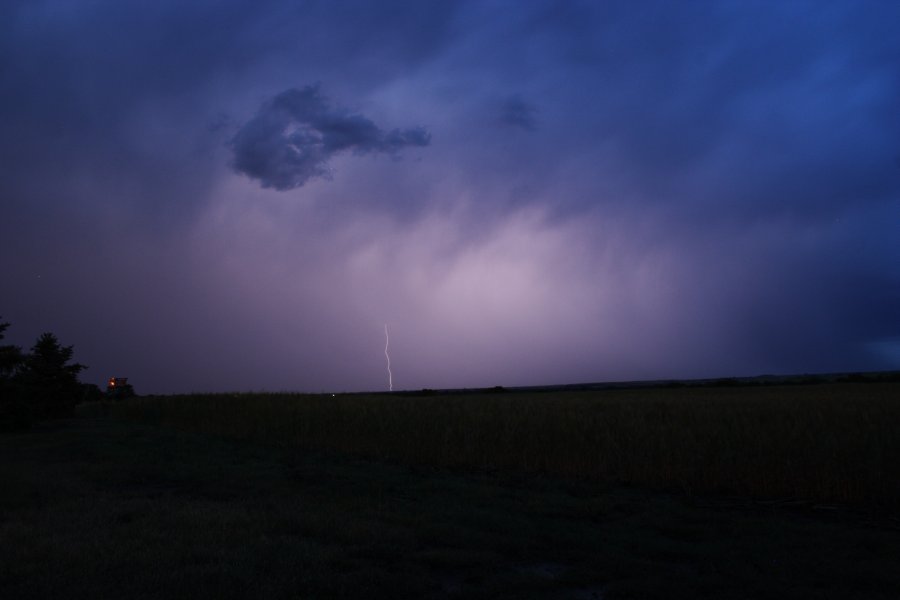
(2, 414, 899, 599)
(112, 382, 900, 508)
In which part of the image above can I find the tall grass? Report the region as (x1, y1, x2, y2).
(114, 383, 900, 508)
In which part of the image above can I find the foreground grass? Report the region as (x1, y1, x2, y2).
(114, 383, 900, 507)
(2, 414, 899, 599)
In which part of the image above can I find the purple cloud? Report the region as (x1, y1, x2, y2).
(1, 0, 899, 394)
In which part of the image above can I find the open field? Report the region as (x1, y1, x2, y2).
(113, 382, 900, 508)
(2, 414, 899, 599)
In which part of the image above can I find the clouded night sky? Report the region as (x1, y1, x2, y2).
(2, 1, 899, 394)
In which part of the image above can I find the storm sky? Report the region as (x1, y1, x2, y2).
(2, 0, 899, 394)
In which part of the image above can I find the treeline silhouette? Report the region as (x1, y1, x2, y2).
(1, 317, 100, 430)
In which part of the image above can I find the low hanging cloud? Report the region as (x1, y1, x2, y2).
(499, 94, 537, 131)
(230, 85, 430, 190)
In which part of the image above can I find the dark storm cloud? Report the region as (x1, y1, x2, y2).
(230, 86, 431, 191)
(484, 1, 900, 219)
(3, 0, 900, 394)
(0, 0, 456, 218)
(499, 95, 537, 131)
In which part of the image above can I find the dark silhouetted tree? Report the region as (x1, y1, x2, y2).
(81, 383, 104, 403)
(0, 318, 28, 430)
(16, 332, 86, 419)
(0, 318, 24, 379)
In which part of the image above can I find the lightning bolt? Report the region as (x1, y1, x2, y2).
(384, 324, 393, 392)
